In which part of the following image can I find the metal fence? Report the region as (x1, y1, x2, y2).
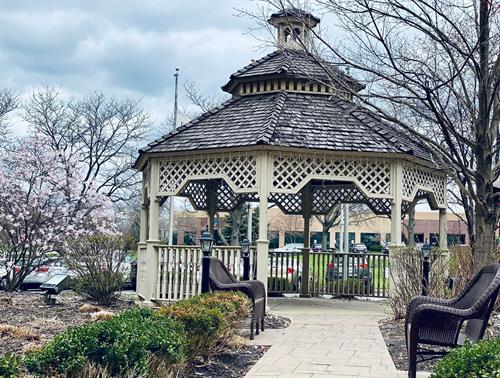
(268, 250, 389, 298)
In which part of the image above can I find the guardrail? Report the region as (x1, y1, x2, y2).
(268, 250, 389, 298)
(154, 245, 256, 302)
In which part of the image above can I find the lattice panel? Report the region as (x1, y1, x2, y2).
(181, 181, 207, 209)
(143, 162, 151, 189)
(158, 153, 257, 195)
(180, 180, 258, 212)
(270, 192, 303, 214)
(272, 153, 391, 196)
(402, 164, 446, 207)
(312, 184, 392, 215)
(217, 180, 243, 211)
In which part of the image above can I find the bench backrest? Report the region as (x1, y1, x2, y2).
(208, 257, 237, 287)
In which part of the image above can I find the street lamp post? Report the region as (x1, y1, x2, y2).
(421, 244, 432, 296)
(241, 238, 251, 281)
(200, 230, 214, 293)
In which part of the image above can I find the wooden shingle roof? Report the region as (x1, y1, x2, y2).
(221, 49, 365, 94)
(139, 91, 432, 162)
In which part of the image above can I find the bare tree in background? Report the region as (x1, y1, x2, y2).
(23, 88, 149, 206)
(258, 0, 500, 270)
(0, 89, 18, 147)
(184, 81, 229, 113)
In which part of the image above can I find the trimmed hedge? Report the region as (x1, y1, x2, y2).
(24, 307, 186, 377)
(431, 338, 500, 378)
(158, 291, 250, 360)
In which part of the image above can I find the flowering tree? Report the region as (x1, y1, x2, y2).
(0, 134, 116, 291)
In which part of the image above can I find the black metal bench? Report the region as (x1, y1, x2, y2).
(405, 263, 500, 378)
(208, 256, 266, 340)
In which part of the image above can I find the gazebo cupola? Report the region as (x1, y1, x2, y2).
(267, 8, 320, 50)
(134, 8, 448, 304)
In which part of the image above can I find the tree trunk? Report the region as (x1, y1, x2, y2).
(322, 225, 328, 251)
(408, 203, 416, 247)
(230, 207, 242, 245)
(473, 213, 497, 271)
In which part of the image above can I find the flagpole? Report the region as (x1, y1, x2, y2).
(168, 67, 179, 245)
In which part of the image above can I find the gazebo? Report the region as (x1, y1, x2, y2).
(133, 9, 447, 303)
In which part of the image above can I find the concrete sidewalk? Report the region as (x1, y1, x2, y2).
(245, 298, 430, 378)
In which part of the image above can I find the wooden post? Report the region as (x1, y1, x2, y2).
(389, 161, 403, 299)
(207, 180, 217, 235)
(256, 152, 270, 292)
(391, 162, 403, 245)
(139, 204, 148, 243)
(301, 183, 311, 297)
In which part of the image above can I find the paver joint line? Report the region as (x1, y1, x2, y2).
(245, 298, 407, 378)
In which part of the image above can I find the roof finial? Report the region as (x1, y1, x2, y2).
(268, 8, 320, 51)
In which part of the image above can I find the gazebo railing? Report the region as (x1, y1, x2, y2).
(268, 250, 389, 298)
(153, 245, 256, 302)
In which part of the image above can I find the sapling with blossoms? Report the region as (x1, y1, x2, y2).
(0, 134, 117, 291)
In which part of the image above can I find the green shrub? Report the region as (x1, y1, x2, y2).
(369, 245, 383, 252)
(0, 353, 21, 377)
(158, 303, 224, 360)
(431, 338, 500, 378)
(24, 307, 186, 377)
(187, 291, 250, 324)
(158, 291, 250, 360)
(65, 234, 133, 306)
(74, 271, 124, 306)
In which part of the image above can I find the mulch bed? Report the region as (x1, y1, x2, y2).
(379, 311, 500, 372)
(188, 345, 269, 378)
(1, 291, 288, 378)
(0, 291, 134, 356)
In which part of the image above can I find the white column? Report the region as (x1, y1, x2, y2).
(139, 204, 148, 243)
(256, 151, 270, 291)
(143, 161, 160, 303)
(391, 162, 403, 245)
(148, 198, 160, 242)
(439, 208, 448, 249)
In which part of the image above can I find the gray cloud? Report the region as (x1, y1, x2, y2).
(0, 0, 273, 132)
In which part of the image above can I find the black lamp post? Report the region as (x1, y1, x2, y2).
(200, 230, 214, 293)
(421, 243, 432, 296)
(241, 238, 251, 281)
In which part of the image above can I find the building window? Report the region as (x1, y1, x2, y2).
(360, 233, 381, 251)
(447, 234, 465, 245)
(310, 232, 330, 249)
(429, 233, 439, 246)
(285, 232, 304, 244)
(183, 231, 196, 245)
(269, 231, 279, 249)
(334, 232, 355, 251)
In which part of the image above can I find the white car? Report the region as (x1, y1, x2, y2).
(273, 243, 304, 253)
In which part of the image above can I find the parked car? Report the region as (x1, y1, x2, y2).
(382, 243, 390, 255)
(312, 243, 323, 252)
(273, 243, 304, 253)
(350, 243, 368, 253)
(22, 259, 71, 289)
(325, 253, 372, 284)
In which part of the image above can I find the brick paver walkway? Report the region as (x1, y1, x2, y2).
(246, 298, 430, 378)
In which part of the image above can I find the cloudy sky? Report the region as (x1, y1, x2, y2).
(0, 0, 295, 136)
